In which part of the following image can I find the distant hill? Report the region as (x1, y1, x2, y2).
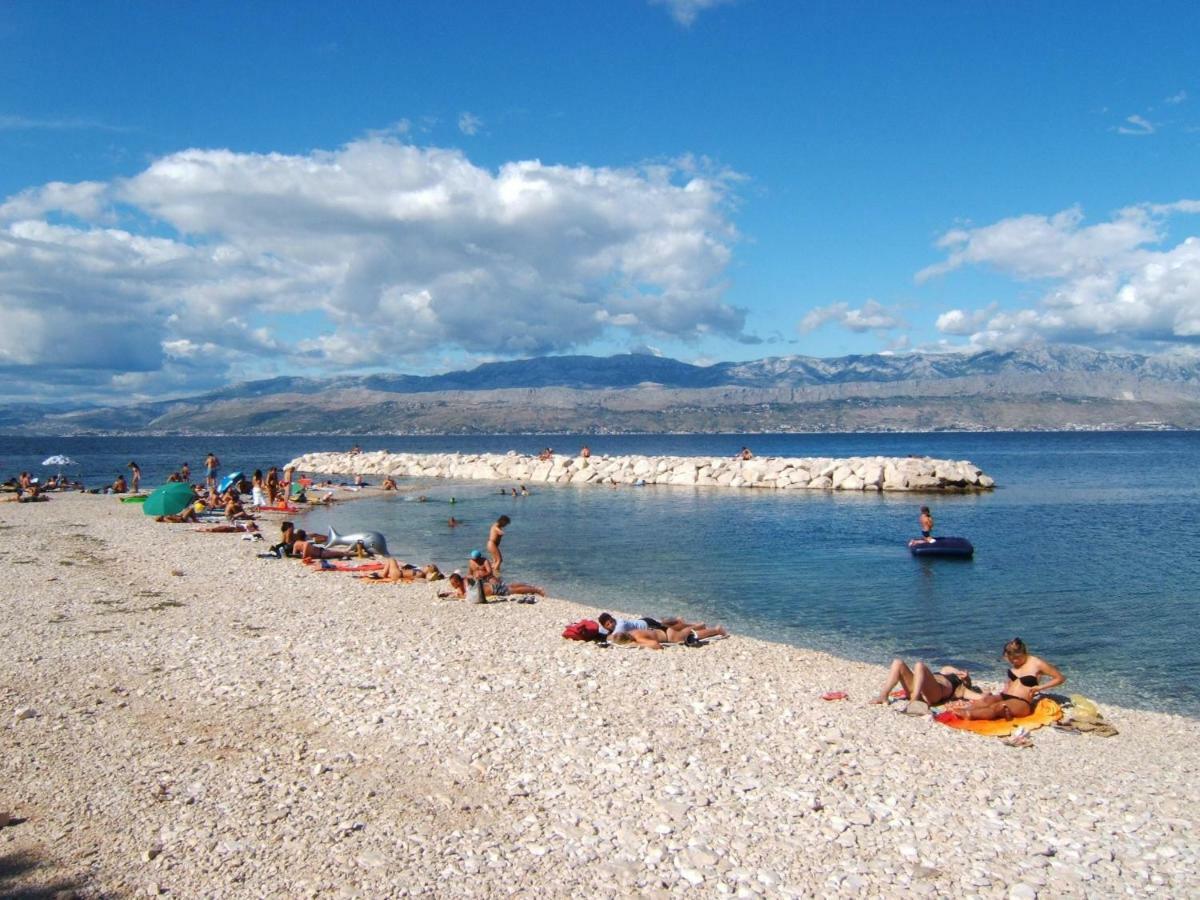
(5, 346, 1200, 435)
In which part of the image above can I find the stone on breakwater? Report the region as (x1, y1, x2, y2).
(286, 451, 995, 493)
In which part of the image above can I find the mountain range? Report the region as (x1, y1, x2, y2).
(5, 345, 1200, 435)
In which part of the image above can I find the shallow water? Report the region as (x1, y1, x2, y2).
(4, 431, 1198, 715)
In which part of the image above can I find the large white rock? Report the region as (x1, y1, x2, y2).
(859, 465, 883, 488)
(286, 451, 995, 495)
(838, 474, 864, 491)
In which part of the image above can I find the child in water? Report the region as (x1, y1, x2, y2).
(919, 506, 934, 542)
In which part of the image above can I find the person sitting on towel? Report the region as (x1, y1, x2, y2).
(947, 638, 1065, 721)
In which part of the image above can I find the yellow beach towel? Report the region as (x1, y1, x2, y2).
(935, 698, 1062, 737)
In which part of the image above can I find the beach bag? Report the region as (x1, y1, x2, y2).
(562, 619, 604, 642)
(1069, 695, 1100, 718)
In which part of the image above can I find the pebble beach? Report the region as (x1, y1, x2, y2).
(2, 492, 1197, 898)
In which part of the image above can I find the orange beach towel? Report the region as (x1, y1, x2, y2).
(935, 698, 1062, 737)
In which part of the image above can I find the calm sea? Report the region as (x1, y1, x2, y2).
(4, 432, 1198, 716)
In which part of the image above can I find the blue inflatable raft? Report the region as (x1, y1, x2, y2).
(908, 536, 974, 558)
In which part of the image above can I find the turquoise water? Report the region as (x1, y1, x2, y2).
(4, 432, 1198, 715)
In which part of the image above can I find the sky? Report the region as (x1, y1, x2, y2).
(1, 1, 1198, 402)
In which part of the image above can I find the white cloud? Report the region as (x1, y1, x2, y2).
(924, 202, 1200, 349)
(1164, 90, 1188, 105)
(1117, 114, 1156, 135)
(457, 112, 483, 136)
(650, 0, 736, 27)
(935, 306, 995, 336)
(798, 299, 907, 335)
(916, 206, 1159, 282)
(0, 135, 744, 399)
(0, 181, 109, 220)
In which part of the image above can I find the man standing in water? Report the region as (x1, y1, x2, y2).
(487, 515, 510, 574)
(205, 453, 220, 490)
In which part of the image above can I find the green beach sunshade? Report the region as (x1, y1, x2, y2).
(142, 483, 196, 517)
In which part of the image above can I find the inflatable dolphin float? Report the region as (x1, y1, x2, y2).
(323, 526, 390, 557)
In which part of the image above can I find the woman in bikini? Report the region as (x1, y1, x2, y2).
(292, 536, 355, 560)
(949, 638, 1065, 720)
(871, 659, 976, 706)
(361, 559, 444, 583)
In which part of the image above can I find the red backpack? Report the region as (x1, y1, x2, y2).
(562, 619, 604, 642)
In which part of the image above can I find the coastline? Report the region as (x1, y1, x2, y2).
(1, 493, 1196, 897)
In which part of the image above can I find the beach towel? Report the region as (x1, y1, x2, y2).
(935, 698, 1062, 737)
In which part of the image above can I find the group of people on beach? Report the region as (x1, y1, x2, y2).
(869, 506, 1066, 720)
(872, 638, 1065, 721)
(2, 471, 60, 502)
(593, 613, 728, 649)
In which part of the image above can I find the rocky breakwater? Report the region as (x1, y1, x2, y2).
(286, 451, 996, 493)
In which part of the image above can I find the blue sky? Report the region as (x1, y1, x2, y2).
(1, 1, 1198, 401)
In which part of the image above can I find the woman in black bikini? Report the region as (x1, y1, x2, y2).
(871, 659, 975, 706)
(952, 638, 1065, 720)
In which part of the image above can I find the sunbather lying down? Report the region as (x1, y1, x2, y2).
(437, 572, 545, 600)
(194, 522, 259, 534)
(870, 659, 979, 706)
(291, 538, 355, 560)
(360, 558, 445, 582)
(597, 612, 728, 649)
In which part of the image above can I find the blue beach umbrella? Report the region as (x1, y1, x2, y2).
(218, 471, 244, 493)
